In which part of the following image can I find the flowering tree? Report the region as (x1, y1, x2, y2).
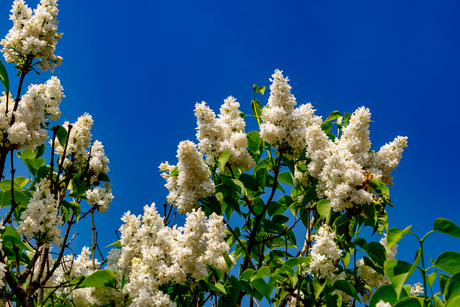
(0, 1, 459, 307)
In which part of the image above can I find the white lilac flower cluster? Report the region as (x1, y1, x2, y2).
(410, 282, 424, 296)
(356, 234, 398, 304)
(89, 140, 110, 180)
(86, 183, 114, 213)
(305, 107, 408, 212)
(260, 69, 322, 158)
(1, 0, 63, 72)
(116, 204, 231, 307)
(42, 247, 104, 306)
(160, 140, 215, 213)
(376, 301, 392, 307)
(52, 113, 93, 171)
(305, 225, 342, 279)
(17, 178, 62, 246)
(0, 76, 64, 150)
(195, 97, 255, 171)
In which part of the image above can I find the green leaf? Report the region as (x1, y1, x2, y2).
(313, 278, 327, 300)
(1, 190, 30, 208)
(394, 297, 423, 307)
(0, 59, 9, 94)
(253, 84, 266, 95)
(278, 172, 293, 186)
(56, 126, 68, 147)
(1, 226, 32, 251)
(368, 242, 387, 266)
(34, 144, 46, 159)
(434, 251, 460, 275)
(434, 218, 460, 239)
(240, 269, 255, 282)
(256, 168, 268, 190)
(434, 295, 445, 307)
(387, 225, 412, 251)
(317, 199, 331, 224)
(446, 295, 460, 307)
(254, 266, 271, 280)
(106, 240, 121, 248)
(251, 99, 263, 121)
(385, 248, 421, 299)
(250, 278, 269, 301)
(325, 110, 342, 122)
(97, 173, 111, 182)
(223, 252, 233, 270)
(363, 256, 384, 276)
(61, 200, 81, 221)
(14, 176, 28, 188)
(369, 284, 398, 306)
(440, 272, 450, 294)
(217, 150, 231, 172)
(77, 270, 116, 289)
(426, 270, 438, 288)
(445, 272, 460, 302)
(333, 279, 361, 302)
(238, 174, 259, 191)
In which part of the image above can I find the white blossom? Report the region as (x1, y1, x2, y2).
(306, 225, 342, 279)
(260, 69, 321, 158)
(410, 282, 424, 296)
(118, 203, 230, 307)
(86, 183, 114, 213)
(160, 141, 215, 213)
(376, 301, 392, 307)
(1, 0, 63, 72)
(52, 113, 93, 171)
(195, 97, 255, 171)
(17, 178, 62, 246)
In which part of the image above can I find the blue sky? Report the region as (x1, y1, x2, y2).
(1, 0, 460, 303)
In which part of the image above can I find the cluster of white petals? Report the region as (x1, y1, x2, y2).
(195, 97, 255, 170)
(1, 0, 62, 72)
(260, 70, 322, 157)
(410, 282, 424, 296)
(0, 77, 64, 150)
(160, 141, 215, 213)
(86, 183, 114, 213)
(17, 178, 61, 246)
(52, 113, 93, 171)
(368, 136, 409, 186)
(44, 247, 102, 306)
(356, 234, 398, 304)
(117, 204, 231, 307)
(305, 107, 408, 212)
(306, 225, 342, 279)
(89, 140, 110, 179)
(376, 301, 392, 307)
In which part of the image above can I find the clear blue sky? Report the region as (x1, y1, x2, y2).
(1, 0, 459, 303)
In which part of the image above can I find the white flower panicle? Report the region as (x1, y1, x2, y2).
(306, 225, 342, 279)
(305, 108, 408, 212)
(160, 141, 215, 213)
(376, 301, 392, 307)
(118, 204, 231, 307)
(260, 69, 322, 157)
(356, 234, 398, 304)
(410, 282, 424, 296)
(0, 77, 64, 150)
(195, 97, 255, 171)
(86, 183, 114, 213)
(1, 0, 63, 72)
(52, 113, 93, 171)
(17, 178, 62, 246)
(368, 136, 408, 186)
(89, 140, 110, 178)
